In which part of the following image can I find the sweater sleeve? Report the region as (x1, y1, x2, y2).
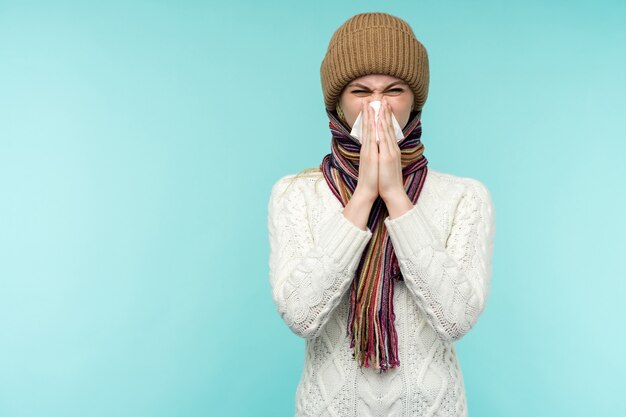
(383, 179, 496, 342)
(267, 176, 373, 339)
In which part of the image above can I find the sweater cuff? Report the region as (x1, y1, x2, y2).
(318, 208, 373, 269)
(384, 204, 444, 259)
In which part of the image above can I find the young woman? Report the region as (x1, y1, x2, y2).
(268, 12, 496, 417)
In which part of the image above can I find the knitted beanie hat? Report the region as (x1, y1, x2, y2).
(320, 12, 430, 113)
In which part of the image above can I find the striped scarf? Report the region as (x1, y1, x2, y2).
(319, 108, 429, 372)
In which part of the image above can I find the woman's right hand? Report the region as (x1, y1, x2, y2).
(354, 100, 379, 202)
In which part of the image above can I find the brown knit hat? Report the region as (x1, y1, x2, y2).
(320, 12, 429, 112)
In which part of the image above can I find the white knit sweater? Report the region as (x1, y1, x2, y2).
(267, 168, 496, 417)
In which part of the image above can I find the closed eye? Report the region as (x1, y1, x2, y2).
(351, 88, 404, 93)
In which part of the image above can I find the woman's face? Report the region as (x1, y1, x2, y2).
(337, 74, 415, 129)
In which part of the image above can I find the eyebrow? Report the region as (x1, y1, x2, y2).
(347, 81, 407, 89)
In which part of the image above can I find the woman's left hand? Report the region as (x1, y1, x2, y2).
(377, 98, 406, 202)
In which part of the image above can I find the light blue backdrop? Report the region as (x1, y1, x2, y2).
(1, 0, 625, 416)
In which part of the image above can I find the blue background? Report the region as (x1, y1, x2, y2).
(1, 0, 625, 416)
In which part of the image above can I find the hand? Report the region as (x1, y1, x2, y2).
(354, 100, 379, 202)
(377, 97, 406, 201)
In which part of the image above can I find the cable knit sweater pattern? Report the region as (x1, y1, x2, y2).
(267, 168, 496, 417)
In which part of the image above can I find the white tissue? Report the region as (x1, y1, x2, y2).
(349, 100, 405, 144)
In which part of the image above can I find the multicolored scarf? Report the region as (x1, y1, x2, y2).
(319, 108, 429, 372)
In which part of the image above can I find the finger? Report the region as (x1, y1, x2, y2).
(361, 100, 368, 149)
(384, 101, 396, 144)
(368, 103, 377, 148)
(378, 104, 391, 156)
(385, 102, 400, 154)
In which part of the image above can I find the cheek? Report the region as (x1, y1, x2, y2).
(389, 100, 413, 128)
(342, 101, 364, 125)
(339, 95, 359, 115)
(350, 103, 365, 119)
(389, 102, 411, 119)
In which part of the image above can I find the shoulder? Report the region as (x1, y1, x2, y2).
(427, 169, 495, 238)
(268, 168, 325, 207)
(427, 168, 493, 205)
